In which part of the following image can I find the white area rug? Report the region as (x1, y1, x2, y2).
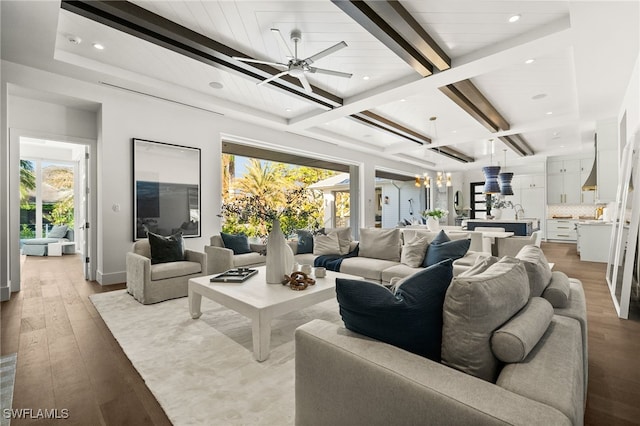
(1, 353, 17, 426)
(90, 290, 342, 425)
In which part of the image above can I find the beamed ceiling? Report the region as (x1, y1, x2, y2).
(1, 1, 638, 172)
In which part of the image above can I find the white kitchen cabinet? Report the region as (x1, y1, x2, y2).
(547, 157, 585, 204)
(547, 219, 578, 241)
(577, 223, 613, 262)
(595, 118, 619, 203)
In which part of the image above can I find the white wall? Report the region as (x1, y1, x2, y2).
(1, 60, 428, 287)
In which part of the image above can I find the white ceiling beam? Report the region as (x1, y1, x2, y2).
(288, 16, 572, 131)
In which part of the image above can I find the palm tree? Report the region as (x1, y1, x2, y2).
(19, 160, 36, 205)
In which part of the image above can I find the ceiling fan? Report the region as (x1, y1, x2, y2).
(233, 29, 352, 93)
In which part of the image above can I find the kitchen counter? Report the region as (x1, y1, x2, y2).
(466, 219, 539, 236)
(576, 222, 613, 262)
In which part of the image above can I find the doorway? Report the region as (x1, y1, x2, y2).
(10, 131, 97, 296)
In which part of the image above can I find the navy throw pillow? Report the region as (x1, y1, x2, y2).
(220, 232, 252, 255)
(147, 231, 185, 265)
(336, 259, 454, 361)
(423, 238, 470, 267)
(297, 230, 314, 254)
(431, 229, 450, 244)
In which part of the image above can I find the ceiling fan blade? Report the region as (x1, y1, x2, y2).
(257, 70, 289, 86)
(270, 28, 295, 59)
(232, 57, 288, 68)
(305, 41, 347, 64)
(298, 74, 313, 93)
(308, 66, 353, 78)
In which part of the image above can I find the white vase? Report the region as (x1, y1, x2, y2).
(493, 208, 503, 220)
(426, 216, 440, 232)
(265, 219, 294, 284)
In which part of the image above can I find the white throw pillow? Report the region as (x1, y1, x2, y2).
(313, 233, 341, 256)
(400, 235, 430, 267)
(359, 228, 401, 261)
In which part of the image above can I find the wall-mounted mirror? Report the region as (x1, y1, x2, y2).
(454, 190, 463, 215)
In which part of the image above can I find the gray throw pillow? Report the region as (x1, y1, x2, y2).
(313, 233, 341, 255)
(147, 231, 185, 265)
(400, 235, 430, 267)
(542, 271, 571, 308)
(48, 225, 68, 239)
(490, 297, 554, 363)
(220, 232, 251, 255)
(442, 257, 530, 382)
(359, 228, 401, 262)
(458, 255, 498, 277)
(516, 245, 553, 297)
(323, 227, 352, 255)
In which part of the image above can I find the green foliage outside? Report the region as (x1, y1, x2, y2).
(44, 195, 74, 227)
(221, 155, 336, 238)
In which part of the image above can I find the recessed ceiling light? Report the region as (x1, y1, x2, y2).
(546, 111, 553, 115)
(559, 145, 565, 148)
(531, 93, 547, 100)
(363, 75, 370, 80)
(451, 130, 457, 134)
(508, 14, 521, 23)
(285, 108, 292, 112)
(208, 81, 224, 89)
(525, 58, 535, 64)
(400, 99, 406, 102)
(92, 43, 105, 50)
(67, 35, 82, 45)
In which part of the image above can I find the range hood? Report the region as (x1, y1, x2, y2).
(582, 135, 597, 191)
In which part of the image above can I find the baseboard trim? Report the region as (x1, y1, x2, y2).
(1, 285, 11, 302)
(97, 270, 126, 286)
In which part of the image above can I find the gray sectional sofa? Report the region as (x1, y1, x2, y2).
(21, 227, 75, 256)
(205, 227, 490, 283)
(295, 246, 588, 425)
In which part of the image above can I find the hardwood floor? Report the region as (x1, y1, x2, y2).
(1, 254, 171, 425)
(2, 244, 639, 425)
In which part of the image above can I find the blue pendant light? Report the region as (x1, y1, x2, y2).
(483, 166, 501, 193)
(499, 149, 514, 195)
(483, 139, 501, 193)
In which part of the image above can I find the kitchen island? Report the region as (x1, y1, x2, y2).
(466, 219, 539, 236)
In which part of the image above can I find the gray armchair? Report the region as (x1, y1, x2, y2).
(204, 235, 266, 274)
(126, 239, 207, 304)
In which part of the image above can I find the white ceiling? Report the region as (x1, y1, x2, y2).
(2, 1, 638, 173)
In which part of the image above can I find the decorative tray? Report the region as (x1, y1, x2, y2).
(210, 268, 258, 283)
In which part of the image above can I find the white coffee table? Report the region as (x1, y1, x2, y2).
(188, 266, 360, 362)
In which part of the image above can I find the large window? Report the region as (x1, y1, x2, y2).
(19, 158, 74, 239)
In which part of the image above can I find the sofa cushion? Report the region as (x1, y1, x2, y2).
(359, 228, 401, 262)
(458, 255, 498, 277)
(323, 227, 351, 255)
(233, 252, 265, 268)
(150, 261, 202, 280)
(542, 271, 571, 308)
(148, 231, 185, 265)
(340, 257, 399, 282)
(296, 230, 314, 254)
(313, 233, 341, 255)
(497, 316, 584, 425)
(22, 238, 61, 245)
(423, 231, 470, 267)
(381, 264, 422, 284)
(48, 225, 68, 239)
(442, 257, 529, 382)
(491, 297, 554, 363)
(220, 232, 252, 255)
(336, 259, 453, 361)
(516, 245, 552, 297)
(400, 235, 430, 267)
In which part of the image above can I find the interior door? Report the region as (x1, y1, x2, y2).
(79, 145, 90, 279)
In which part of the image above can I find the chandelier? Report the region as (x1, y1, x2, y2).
(414, 117, 452, 188)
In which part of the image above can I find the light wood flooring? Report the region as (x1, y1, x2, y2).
(1, 243, 639, 425)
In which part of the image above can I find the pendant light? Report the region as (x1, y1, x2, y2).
(431, 116, 452, 188)
(482, 139, 501, 194)
(499, 149, 514, 195)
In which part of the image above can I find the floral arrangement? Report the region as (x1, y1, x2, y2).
(422, 207, 449, 219)
(491, 198, 513, 209)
